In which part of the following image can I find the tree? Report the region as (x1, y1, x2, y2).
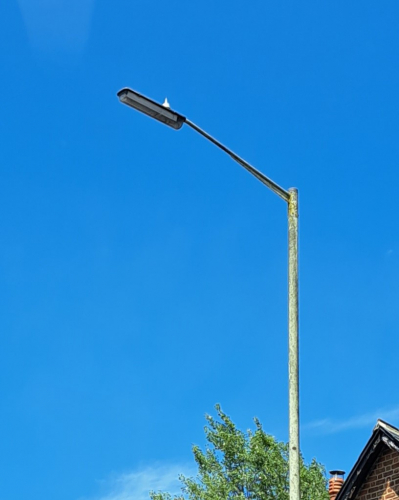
(150, 405, 328, 500)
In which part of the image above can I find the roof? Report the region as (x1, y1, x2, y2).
(335, 420, 399, 500)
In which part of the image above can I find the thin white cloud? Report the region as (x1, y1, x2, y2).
(17, 0, 95, 53)
(304, 406, 399, 435)
(83, 463, 196, 500)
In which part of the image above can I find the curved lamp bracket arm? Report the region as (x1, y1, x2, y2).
(185, 119, 290, 203)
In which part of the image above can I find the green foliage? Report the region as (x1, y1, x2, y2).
(150, 405, 328, 500)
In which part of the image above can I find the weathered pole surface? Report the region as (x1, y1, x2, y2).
(288, 187, 300, 500)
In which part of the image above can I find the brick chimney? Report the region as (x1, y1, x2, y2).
(329, 470, 345, 500)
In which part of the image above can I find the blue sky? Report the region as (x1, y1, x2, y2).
(1, 1, 399, 499)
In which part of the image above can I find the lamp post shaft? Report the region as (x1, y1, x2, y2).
(288, 187, 300, 500)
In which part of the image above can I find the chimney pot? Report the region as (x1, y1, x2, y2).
(329, 470, 345, 500)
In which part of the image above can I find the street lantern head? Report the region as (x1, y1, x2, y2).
(117, 88, 186, 130)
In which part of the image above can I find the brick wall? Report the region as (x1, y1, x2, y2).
(357, 448, 399, 500)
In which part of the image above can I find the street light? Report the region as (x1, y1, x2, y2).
(117, 87, 300, 500)
(118, 88, 186, 130)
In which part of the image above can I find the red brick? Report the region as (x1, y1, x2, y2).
(356, 449, 399, 500)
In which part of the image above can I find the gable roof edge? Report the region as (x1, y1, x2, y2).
(335, 421, 399, 500)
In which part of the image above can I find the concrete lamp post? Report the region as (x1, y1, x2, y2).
(117, 87, 300, 500)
